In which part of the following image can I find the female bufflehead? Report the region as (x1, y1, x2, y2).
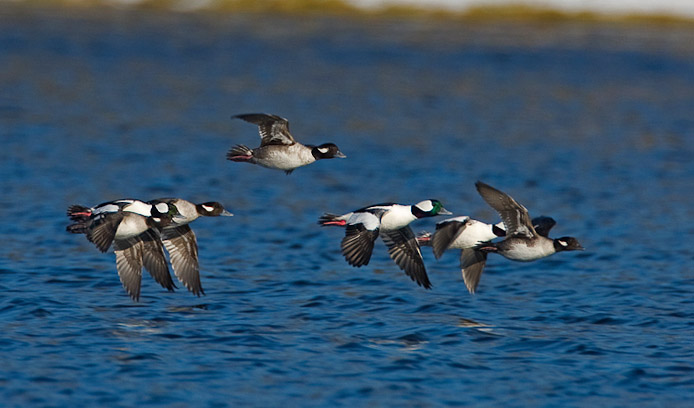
(319, 200, 451, 289)
(417, 215, 557, 293)
(66, 199, 180, 301)
(147, 199, 233, 297)
(227, 113, 346, 174)
(475, 180, 583, 269)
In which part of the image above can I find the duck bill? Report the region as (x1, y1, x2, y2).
(335, 151, 347, 159)
(439, 207, 452, 215)
(221, 209, 234, 217)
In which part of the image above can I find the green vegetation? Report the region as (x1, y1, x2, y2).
(10, 0, 694, 26)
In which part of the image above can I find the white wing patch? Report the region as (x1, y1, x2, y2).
(348, 212, 381, 231)
(125, 200, 155, 216)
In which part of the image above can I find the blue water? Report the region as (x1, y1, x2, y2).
(1, 6, 694, 406)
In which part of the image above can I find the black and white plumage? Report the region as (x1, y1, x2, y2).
(227, 113, 346, 174)
(319, 200, 451, 289)
(474, 181, 582, 262)
(147, 199, 233, 297)
(66, 199, 180, 301)
(417, 215, 556, 294)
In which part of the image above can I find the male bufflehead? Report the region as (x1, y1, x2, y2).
(319, 200, 451, 289)
(66, 199, 180, 301)
(227, 113, 346, 174)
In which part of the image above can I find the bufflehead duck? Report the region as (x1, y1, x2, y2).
(227, 113, 346, 174)
(148, 199, 233, 296)
(319, 200, 451, 289)
(66, 200, 181, 301)
(475, 181, 582, 261)
(417, 215, 557, 293)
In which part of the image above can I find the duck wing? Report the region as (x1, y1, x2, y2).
(341, 212, 381, 267)
(381, 226, 432, 289)
(87, 212, 125, 253)
(532, 216, 556, 238)
(475, 181, 536, 238)
(113, 237, 143, 301)
(431, 217, 470, 259)
(460, 248, 488, 294)
(234, 113, 296, 146)
(161, 225, 203, 296)
(140, 229, 176, 292)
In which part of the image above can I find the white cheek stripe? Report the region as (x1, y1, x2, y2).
(318, 147, 329, 154)
(202, 205, 214, 212)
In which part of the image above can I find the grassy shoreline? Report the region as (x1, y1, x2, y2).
(8, 0, 694, 26)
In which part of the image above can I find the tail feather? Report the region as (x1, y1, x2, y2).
(227, 145, 253, 161)
(67, 205, 92, 221)
(416, 231, 432, 246)
(318, 213, 346, 226)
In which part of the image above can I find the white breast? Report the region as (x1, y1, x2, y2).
(114, 215, 148, 239)
(501, 239, 556, 261)
(256, 144, 315, 170)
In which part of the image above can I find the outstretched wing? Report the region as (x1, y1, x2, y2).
(340, 211, 382, 267)
(532, 216, 556, 238)
(114, 237, 143, 301)
(140, 229, 176, 292)
(87, 212, 125, 253)
(161, 225, 203, 296)
(475, 181, 536, 238)
(431, 217, 469, 259)
(460, 248, 488, 294)
(234, 113, 296, 146)
(381, 227, 432, 289)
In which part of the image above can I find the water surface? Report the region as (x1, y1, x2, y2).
(1, 6, 693, 407)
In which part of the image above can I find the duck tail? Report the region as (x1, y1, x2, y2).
(416, 231, 432, 246)
(318, 213, 347, 227)
(67, 205, 92, 221)
(227, 145, 253, 161)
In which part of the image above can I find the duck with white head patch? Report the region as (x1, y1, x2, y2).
(66, 198, 183, 301)
(227, 113, 346, 174)
(455, 181, 584, 293)
(319, 199, 451, 289)
(417, 215, 558, 294)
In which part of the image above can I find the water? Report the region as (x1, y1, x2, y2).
(1, 6, 694, 406)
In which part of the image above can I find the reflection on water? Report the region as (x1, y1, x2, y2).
(1, 4, 694, 407)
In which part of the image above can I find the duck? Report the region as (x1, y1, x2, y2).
(417, 215, 557, 293)
(227, 113, 346, 174)
(319, 200, 451, 289)
(147, 199, 233, 297)
(462, 181, 583, 292)
(66, 199, 181, 301)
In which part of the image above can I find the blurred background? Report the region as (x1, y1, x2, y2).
(1, 1, 693, 406)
